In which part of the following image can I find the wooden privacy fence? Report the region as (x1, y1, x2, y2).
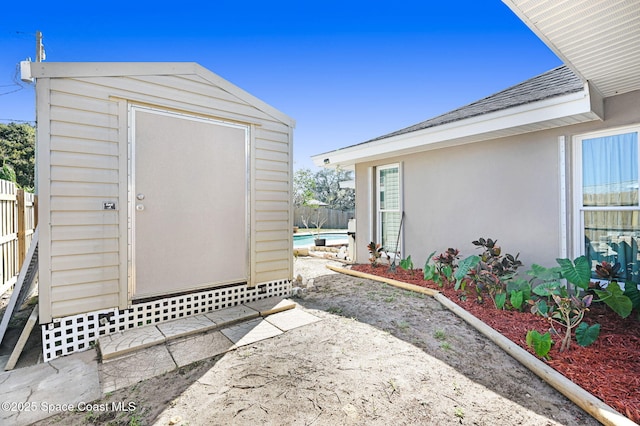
(1, 179, 37, 295)
(294, 206, 354, 230)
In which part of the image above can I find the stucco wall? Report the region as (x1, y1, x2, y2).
(354, 89, 640, 272)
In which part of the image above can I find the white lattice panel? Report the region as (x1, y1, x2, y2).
(42, 279, 291, 362)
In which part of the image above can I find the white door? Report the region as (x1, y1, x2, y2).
(131, 107, 248, 299)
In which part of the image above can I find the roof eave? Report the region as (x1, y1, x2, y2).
(313, 84, 602, 168)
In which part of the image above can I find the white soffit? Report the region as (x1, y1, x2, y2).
(503, 0, 640, 98)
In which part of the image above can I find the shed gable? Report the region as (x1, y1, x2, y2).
(36, 63, 294, 322)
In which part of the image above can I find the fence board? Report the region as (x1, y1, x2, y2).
(294, 206, 354, 230)
(0, 179, 37, 295)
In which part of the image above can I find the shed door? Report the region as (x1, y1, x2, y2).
(131, 107, 248, 300)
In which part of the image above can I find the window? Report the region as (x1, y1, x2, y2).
(376, 164, 402, 254)
(574, 127, 640, 284)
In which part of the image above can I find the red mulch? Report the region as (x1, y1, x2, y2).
(351, 264, 640, 423)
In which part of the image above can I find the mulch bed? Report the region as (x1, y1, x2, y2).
(351, 263, 640, 423)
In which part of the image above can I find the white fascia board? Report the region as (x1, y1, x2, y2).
(313, 86, 602, 168)
(194, 64, 296, 128)
(30, 62, 295, 128)
(29, 62, 201, 78)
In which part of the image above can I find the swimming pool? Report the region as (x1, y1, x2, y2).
(293, 232, 349, 247)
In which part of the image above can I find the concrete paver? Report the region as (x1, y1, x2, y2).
(204, 304, 259, 325)
(100, 344, 176, 393)
(168, 330, 234, 367)
(244, 297, 296, 316)
(99, 325, 166, 360)
(265, 308, 323, 331)
(0, 350, 100, 426)
(221, 318, 284, 348)
(157, 314, 216, 340)
(1, 294, 323, 425)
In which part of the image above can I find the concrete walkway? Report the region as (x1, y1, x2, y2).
(0, 297, 322, 426)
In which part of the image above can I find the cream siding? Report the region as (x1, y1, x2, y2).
(36, 63, 293, 322)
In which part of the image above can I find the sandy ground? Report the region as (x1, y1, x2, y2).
(33, 256, 598, 425)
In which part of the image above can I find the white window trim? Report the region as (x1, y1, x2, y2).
(571, 124, 640, 259)
(558, 136, 568, 259)
(375, 163, 403, 257)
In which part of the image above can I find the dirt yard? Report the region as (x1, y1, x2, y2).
(34, 257, 598, 425)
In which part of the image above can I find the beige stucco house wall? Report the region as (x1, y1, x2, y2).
(350, 88, 640, 269)
(315, 59, 640, 273)
(29, 62, 294, 359)
(315, 1, 640, 274)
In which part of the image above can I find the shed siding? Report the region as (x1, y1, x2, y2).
(40, 70, 292, 322)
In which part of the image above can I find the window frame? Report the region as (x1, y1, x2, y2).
(375, 163, 403, 256)
(572, 124, 640, 275)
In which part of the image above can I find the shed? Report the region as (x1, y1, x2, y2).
(28, 62, 295, 361)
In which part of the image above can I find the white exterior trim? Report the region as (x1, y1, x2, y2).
(571, 123, 640, 259)
(313, 87, 602, 169)
(367, 166, 374, 245)
(375, 163, 403, 256)
(558, 136, 568, 259)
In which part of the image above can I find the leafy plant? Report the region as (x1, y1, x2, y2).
(423, 250, 438, 282)
(434, 248, 460, 284)
(591, 261, 636, 318)
(525, 258, 601, 350)
(594, 261, 622, 281)
(424, 249, 460, 287)
(592, 281, 633, 318)
(526, 330, 552, 359)
(468, 238, 523, 308)
(624, 281, 640, 312)
(493, 292, 507, 309)
(526, 263, 565, 315)
(546, 293, 597, 352)
(367, 242, 384, 267)
(399, 255, 414, 274)
(506, 278, 533, 311)
(0, 163, 17, 183)
(454, 255, 480, 291)
(575, 322, 600, 347)
(473, 238, 523, 279)
(556, 256, 591, 292)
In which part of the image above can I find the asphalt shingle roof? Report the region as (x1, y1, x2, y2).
(364, 65, 583, 144)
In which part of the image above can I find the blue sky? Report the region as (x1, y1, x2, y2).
(0, 1, 562, 170)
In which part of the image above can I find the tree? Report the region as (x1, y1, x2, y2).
(313, 168, 355, 211)
(293, 167, 355, 211)
(293, 168, 316, 207)
(0, 123, 35, 189)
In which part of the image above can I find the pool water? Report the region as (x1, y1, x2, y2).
(293, 232, 348, 247)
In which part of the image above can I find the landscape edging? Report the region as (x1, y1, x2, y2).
(325, 264, 637, 426)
